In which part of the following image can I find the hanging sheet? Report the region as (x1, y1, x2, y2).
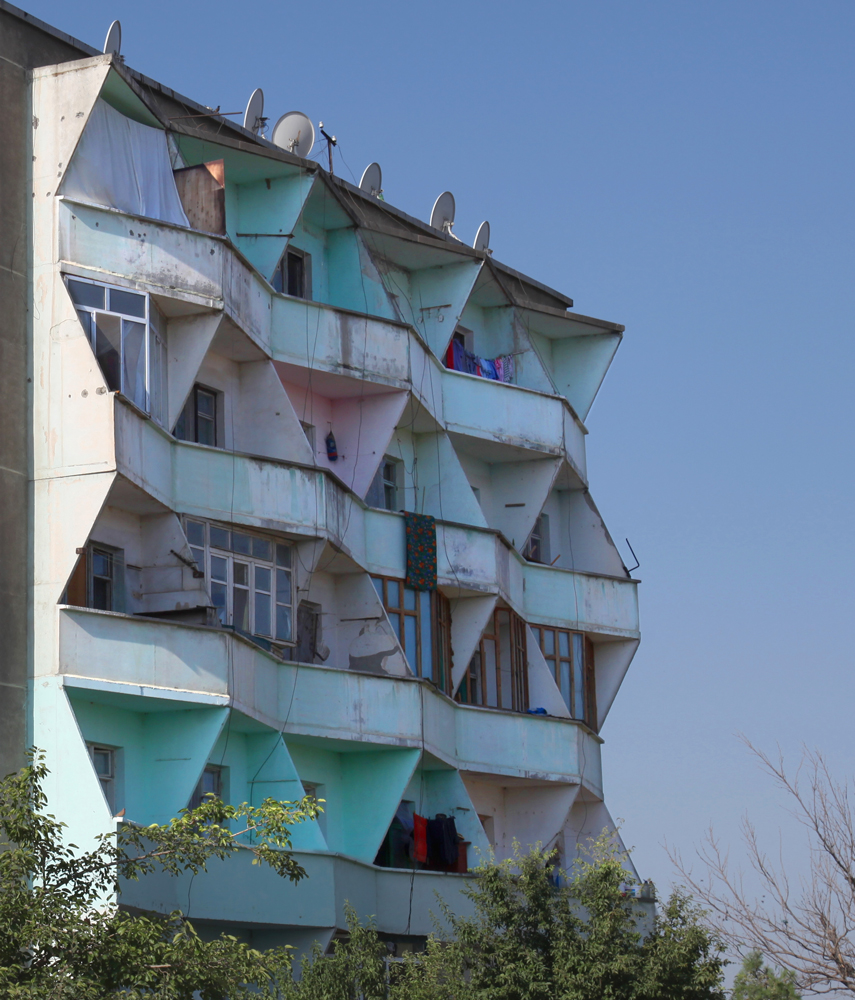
(404, 511, 437, 591)
(62, 98, 189, 227)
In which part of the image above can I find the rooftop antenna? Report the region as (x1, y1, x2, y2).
(473, 220, 491, 253)
(271, 111, 315, 158)
(103, 19, 121, 56)
(429, 191, 456, 234)
(319, 121, 337, 175)
(359, 162, 383, 198)
(243, 88, 266, 136)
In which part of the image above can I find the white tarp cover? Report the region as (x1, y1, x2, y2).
(62, 98, 189, 227)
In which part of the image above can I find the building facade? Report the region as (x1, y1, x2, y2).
(4, 1, 641, 952)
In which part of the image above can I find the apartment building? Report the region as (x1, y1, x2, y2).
(1, 2, 642, 951)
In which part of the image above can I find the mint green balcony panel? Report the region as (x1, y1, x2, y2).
(523, 564, 639, 637)
(271, 296, 409, 387)
(66, 692, 228, 825)
(232, 173, 313, 279)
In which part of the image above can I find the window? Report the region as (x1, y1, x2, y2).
(184, 519, 294, 644)
(371, 577, 453, 694)
(174, 383, 219, 447)
(530, 625, 596, 726)
(66, 276, 167, 424)
(88, 744, 116, 812)
(300, 421, 316, 452)
(365, 457, 401, 511)
(63, 542, 125, 612)
(523, 513, 550, 564)
(189, 764, 222, 810)
(272, 247, 312, 299)
(457, 606, 528, 712)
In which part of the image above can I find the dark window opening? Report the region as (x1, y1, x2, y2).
(272, 248, 311, 299)
(174, 384, 219, 447)
(457, 606, 528, 712)
(189, 765, 222, 811)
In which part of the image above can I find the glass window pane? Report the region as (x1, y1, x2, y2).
(197, 413, 215, 447)
(210, 555, 228, 582)
(276, 544, 291, 568)
(252, 537, 272, 560)
(149, 328, 164, 425)
(484, 640, 498, 707)
(210, 527, 230, 550)
(255, 592, 271, 636)
(92, 551, 112, 578)
(403, 587, 417, 611)
(388, 612, 401, 643)
(560, 660, 572, 712)
(190, 546, 204, 573)
(211, 581, 227, 623)
(233, 587, 250, 630)
(542, 629, 555, 656)
(186, 520, 205, 546)
(94, 313, 121, 392)
(76, 309, 93, 341)
(233, 562, 248, 587)
(573, 662, 585, 720)
(387, 581, 401, 609)
(419, 594, 433, 681)
(276, 568, 291, 604)
(93, 749, 112, 776)
(196, 388, 216, 418)
(371, 576, 383, 600)
(255, 566, 271, 593)
(558, 631, 570, 657)
(232, 532, 251, 555)
(122, 320, 147, 411)
(67, 279, 105, 308)
(92, 576, 111, 610)
(404, 614, 418, 663)
(109, 287, 146, 318)
(276, 603, 292, 641)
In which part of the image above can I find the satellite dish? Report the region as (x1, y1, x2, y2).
(359, 162, 382, 197)
(430, 191, 456, 233)
(473, 220, 491, 252)
(271, 112, 315, 158)
(103, 20, 121, 56)
(243, 88, 264, 135)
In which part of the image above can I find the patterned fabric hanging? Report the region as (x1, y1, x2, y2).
(404, 511, 437, 591)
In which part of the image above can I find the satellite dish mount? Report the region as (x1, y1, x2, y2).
(103, 20, 121, 57)
(243, 88, 266, 136)
(430, 191, 456, 234)
(271, 112, 315, 159)
(359, 162, 383, 199)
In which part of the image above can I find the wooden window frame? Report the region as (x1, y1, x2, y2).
(530, 624, 597, 727)
(372, 576, 452, 694)
(457, 606, 529, 712)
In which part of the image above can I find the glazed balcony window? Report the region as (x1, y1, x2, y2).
(530, 625, 597, 727)
(371, 576, 452, 693)
(184, 519, 294, 645)
(457, 606, 529, 712)
(65, 276, 167, 426)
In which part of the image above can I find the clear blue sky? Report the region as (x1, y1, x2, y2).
(27, 0, 855, 911)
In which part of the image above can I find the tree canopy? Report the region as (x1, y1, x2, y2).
(732, 951, 801, 1000)
(0, 749, 318, 998)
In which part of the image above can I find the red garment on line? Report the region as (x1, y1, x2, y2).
(413, 813, 428, 863)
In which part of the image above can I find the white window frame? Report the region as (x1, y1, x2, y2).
(65, 274, 167, 426)
(184, 518, 294, 645)
(87, 743, 116, 812)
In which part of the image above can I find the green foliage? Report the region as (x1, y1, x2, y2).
(0, 749, 319, 998)
(288, 835, 728, 1000)
(732, 951, 801, 1000)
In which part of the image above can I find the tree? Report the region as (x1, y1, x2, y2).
(285, 835, 728, 1000)
(0, 749, 320, 998)
(673, 741, 855, 996)
(732, 951, 801, 1000)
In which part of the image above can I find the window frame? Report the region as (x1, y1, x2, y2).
(174, 382, 220, 448)
(371, 576, 452, 694)
(457, 606, 529, 712)
(523, 513, 550, 564)
(85, 541, 125, 613)
(87, 743, 117, 812)
(189, 764, 223, 811)
(366, 456, 402, 511)
(183, 518, 295, 646)
(530, 624, 597, 727)
(272, 246, 312, 299)
(65, 275, 167, 425)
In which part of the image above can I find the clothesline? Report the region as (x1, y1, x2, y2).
(444, 340, 516, 383)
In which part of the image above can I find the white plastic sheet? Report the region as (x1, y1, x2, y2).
(62, 98, 189, 227)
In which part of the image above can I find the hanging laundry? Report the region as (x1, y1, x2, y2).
(499, 353, 515, 383)
(426, 815, 459, 867)
(404, 511, 437, 591)
(413, 813, 428, 864)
